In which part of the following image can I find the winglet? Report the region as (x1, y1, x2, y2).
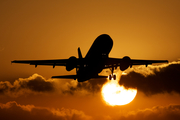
(78, 47, 83, 59)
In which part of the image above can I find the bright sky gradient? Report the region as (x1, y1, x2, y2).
(0, 0, 180, 120)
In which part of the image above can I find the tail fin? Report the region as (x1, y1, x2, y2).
(78, 47, 83, 59)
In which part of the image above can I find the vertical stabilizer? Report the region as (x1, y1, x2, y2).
(78, 47, 83, 59)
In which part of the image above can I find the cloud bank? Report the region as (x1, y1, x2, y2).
(120, 61, 180, 95)
(0, 101, 92, 120)
(112, 104, 180, 120)
(0, 73, 106, 97)
(0, 74, 55, 97)
(1, 101, 180, 120)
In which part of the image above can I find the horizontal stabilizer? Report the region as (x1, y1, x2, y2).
(51, 75, 108, 80)
(52, 75, 77, 80)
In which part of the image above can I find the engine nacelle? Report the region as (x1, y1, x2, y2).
(66, 56, 77, 71)
(120, 56, 131, 71)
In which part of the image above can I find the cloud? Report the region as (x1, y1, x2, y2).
(115, 104, 180, 120)
(0, 101, 92, 120)
(0, 74, 55, 97)
(0, 73, 106, 97)
(76, 78, 106, 93)
(53, 77, 107, 96)
(120, 61, 180, 95)
(1, 101, 180, 120)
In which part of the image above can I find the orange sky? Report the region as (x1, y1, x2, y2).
(0, 0, 180, 119)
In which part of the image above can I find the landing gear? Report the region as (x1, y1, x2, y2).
(113, 74, 116, 80)
(109, 74, 116, 80)
(109, 66, 117, 80)
(109, 75, 112, 80)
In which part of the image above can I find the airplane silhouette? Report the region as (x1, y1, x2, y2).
(12, 34, 168, 82)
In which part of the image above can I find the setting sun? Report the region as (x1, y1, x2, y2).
(101, 78, 137, 106)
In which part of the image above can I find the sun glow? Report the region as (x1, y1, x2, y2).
(101, 74, 137, 106)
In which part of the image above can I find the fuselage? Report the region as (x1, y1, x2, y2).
(77, 34, 113, 82)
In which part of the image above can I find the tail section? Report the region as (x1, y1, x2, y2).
(78, 47, 83, 59)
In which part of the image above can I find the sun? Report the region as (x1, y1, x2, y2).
(101, 74, 137, 106)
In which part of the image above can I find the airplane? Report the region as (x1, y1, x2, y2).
(12, 34, 168, 82)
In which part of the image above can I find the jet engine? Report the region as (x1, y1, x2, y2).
(120, 56, 131, 71)
(66, 56, 77, 71)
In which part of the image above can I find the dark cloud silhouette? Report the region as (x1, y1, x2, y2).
(0, 101, 92, 120)
(120, 62, 180, 95)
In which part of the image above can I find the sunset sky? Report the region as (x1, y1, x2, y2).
(1, 0, 180, 120)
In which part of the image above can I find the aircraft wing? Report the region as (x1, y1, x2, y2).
(11, 59, 68, 68)
(129, 59, 168, 66)
(105, 57, 168, 69)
